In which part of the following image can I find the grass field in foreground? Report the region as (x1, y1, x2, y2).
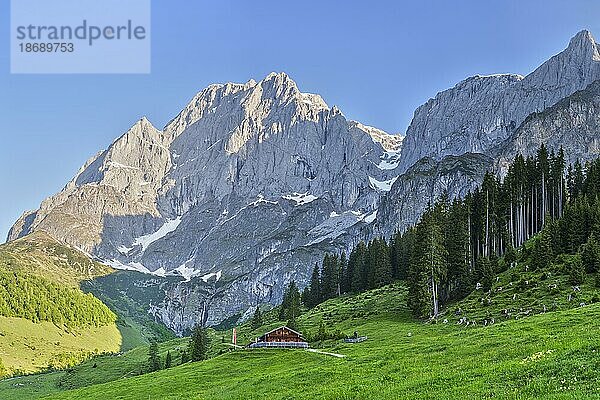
(32, 284, 600, 400)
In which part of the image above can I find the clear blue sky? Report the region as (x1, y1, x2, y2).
(1, 0, 599, 241)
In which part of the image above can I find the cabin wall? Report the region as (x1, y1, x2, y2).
(263, 329, 303, 343)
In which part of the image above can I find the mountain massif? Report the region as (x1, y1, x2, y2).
(7, 30, 600, 334)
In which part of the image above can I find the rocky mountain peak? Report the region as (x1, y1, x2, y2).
(163, 72, 330, 142)
(261, 71, 298, 93)
(124, 116, 162, 142)
(397, 29, 600, 172)
(567, 29, 600, 60)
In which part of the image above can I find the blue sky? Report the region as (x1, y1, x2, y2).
(1, 0, 599, 240)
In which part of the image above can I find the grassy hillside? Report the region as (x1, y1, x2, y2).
(0, 232, 180, 375)
(0, 317, 120, 375)
(446, 254, 599, 326)
(0, 330, 223, 399)
(0, 233, 121, 375)
(2, 278, 598, 399)
(0, 232, 112, 287)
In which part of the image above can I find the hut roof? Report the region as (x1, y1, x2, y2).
(258, 325, 305, 341)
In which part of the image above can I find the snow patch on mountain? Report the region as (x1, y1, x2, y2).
(369, 176, 399, 192)
(117, 245, 134, 255)
(282, 192, 319, 206)
(364, 210, 378, 224)
(132, 217, 182, 252)
(249, 195, 279, 207)
(201, 270, 222, 282)
(103, 259, 153, 274)
(377, 150, 401, 170)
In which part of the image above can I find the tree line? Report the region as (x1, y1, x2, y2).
(301, 239, 393, 310)
(298, 145, 600, 320)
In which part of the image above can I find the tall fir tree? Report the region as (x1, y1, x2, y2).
(306, 263, 321, 307)
(189, 325, 210, 361)
(581, 234, 600, 273)
(164, 350, 172, 369)
(251, 306, 263, 330)
(339, 251, 349, 294)
(279, 281, 301, 322)
(568, 255, 586, 285)
(369, 238, 392, 289)
(321, 254, 339, 301)
(148, 341, 161, 372)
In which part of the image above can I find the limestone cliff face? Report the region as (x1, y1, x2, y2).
(8, 72, 402, 332)
(376, 153, 492, 237)
(9, 118, 171, 252)
(376, 30, 600, 237)
(398, 30, 600, 173)
(495, 79, 600, 170)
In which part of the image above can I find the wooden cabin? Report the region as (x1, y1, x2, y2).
(248, 326, 308, 349)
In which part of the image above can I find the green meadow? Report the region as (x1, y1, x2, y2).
(2, 282, 599, 399)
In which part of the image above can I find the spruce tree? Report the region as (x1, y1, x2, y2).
(445, 199, 472, 299)
(287, 281, 301, 321)
(371, 238, 392, 289)
(568, 256, 586, 285)
(339, 252, 349, 294)
(280, 281, 301, 321)
(531, 230, 552, 271)
(409, 207, 446, 318)
(251, 306, 263, 330)
(350, 241, 368, 292)
(426, 204, 448, 317)
(321, 254, 339, 301)
(308, 263, 321, 307)
(396, 228, 415, 280)
(407, 249, 430, 319)
(581, 234, 600, 273)
(164, 351, 172, 369)
(189, 325, 210, 361)
(476, 256, 494, 292)
(148, 341, 161, 372)
(574, 160, 585, 198)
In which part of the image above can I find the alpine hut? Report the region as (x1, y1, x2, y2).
(248, 326, 308, 349)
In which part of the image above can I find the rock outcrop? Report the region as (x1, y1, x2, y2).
(8, 72, 402, 332)
(398, 30, 600, 172)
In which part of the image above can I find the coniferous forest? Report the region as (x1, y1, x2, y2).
(302, 145, 600, 319)
(0, 268, 116, 328)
